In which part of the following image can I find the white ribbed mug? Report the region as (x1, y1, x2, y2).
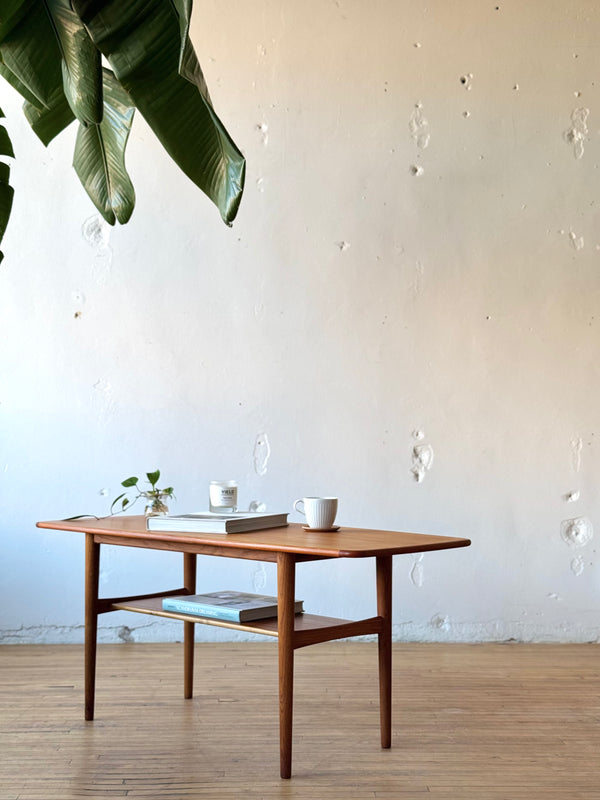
(294, 497, 338, 529)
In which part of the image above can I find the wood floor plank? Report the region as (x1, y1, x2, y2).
(0, 642, 598, 799)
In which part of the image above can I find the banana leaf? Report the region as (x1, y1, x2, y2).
(0, 1, 99, 137)
(0, 0, 30, 42)
(0, 170, 14, 247)
(0, 0, 62, 109)
(23, 86, 75, 146)
(45, 0, 102, 125)
(0, 123, 14, 157)
(0, 0, 245, 252)
(73, 0, 245, 225)
(0, 57, 41, 105)
(0, 124, 14, 264)
(170, 0, 210, 95)
(73, 69, 135, 225)
(1, 51, 73, 146)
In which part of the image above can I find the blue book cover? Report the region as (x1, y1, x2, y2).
(162, 591, 303, 622)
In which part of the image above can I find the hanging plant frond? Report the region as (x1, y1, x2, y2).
(73, 68, 135, 225)
(46, 0, 103, 126)
(0, 0, 245, 259)
(71, 0, 245, 226)
(0, 106, 14, 262)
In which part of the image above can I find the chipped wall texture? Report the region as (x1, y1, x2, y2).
(1, 0, 600, 644)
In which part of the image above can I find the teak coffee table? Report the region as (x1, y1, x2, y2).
(37, 515, 470, 778)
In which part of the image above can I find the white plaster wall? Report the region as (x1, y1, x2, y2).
(1, 0, 599, 644)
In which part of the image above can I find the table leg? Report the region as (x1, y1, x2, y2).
(376, 555, 392, 748)
(183, 553, 197, 699)
(277, 552, 296, 779)
(84, 533, 100, 721)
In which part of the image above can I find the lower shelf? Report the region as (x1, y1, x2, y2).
(111, 597, 384, 646)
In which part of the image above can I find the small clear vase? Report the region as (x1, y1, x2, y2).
(143, 493, 170, 516)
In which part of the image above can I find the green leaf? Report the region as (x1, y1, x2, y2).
(0, 1, 63, 109)
(73, 68, 135, 225)
(121, 477, 139, 488)
(146, 470, 160, 487)
(73, 0, 245, 225)
(0, 181, 14, 261)
(0, 119, 14, 261)
(109, 491, 126, 513)
(23, 88, 75, 145)
(170, 0, 209, 93)
(0, 0, 30, 42)
(0, 125, 14, 158)
(0, 58, 43, 106)
(45, 0, 102, 125)
(0, 0, 76, 146)
(121, 497, 130, 509)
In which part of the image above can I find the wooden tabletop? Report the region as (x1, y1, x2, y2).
(37, 515, 471, 558)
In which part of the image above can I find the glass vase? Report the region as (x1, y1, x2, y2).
(143, 493, 170, 516)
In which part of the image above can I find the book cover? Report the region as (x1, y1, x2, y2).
(147, 511, 288, 534)
(161, 591, 304, 622)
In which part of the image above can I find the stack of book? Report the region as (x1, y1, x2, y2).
(162, 591, 304, 622)
(147, 511, 288, 534)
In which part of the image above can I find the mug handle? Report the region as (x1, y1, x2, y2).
(293, 499, 305, 516)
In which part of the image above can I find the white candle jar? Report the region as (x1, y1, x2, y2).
(209, 480, 238, 513)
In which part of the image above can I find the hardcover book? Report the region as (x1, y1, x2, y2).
(161, 591, 304, 622)
(147, 511, 288, 534)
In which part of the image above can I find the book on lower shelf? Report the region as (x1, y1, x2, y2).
(147, 511, 288, 534)
(161, 591, 304, 622)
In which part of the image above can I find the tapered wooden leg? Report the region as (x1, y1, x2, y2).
(183, 553, 197, 699)
(84, 533, 100, 721)
(376, 555, 392, 748)
(277, 552, 296, 779)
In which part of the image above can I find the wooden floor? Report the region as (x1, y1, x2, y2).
(0, 642, 598, 799)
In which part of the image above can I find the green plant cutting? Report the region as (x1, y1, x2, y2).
(0, 0, 245, 261)
(111, 470, 174, 516)
(65, 469, 175, 520)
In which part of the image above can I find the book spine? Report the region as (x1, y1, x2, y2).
(162, 599, 241, 621)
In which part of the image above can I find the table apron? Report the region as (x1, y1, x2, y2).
(93, 534, 334, 564)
